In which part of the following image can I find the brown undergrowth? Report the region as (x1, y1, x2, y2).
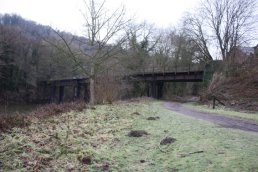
(204, 58, 258, 111)
(0, 101, 88, 132)
(30, 101, 88, 118)
(0, 114, 29, 132)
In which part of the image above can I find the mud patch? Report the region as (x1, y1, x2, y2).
(81, 156, 92, 165)
(147, 116, 160, 120)
(128, 130, 148, 137)
(160, 137, 176, 145)
(140, 160, 146, 163)
(131, 112, 141, 116)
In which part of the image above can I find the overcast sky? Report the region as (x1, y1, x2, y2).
(0, 0, 199, 36)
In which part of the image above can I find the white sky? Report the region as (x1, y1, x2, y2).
(0, 0, 199, 36)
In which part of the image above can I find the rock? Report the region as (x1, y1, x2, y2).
(160, 137, 176, 145)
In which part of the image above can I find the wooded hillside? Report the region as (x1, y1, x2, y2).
(0, 14, 205, 104)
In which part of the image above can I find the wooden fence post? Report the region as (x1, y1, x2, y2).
(213, 96, 215, 109)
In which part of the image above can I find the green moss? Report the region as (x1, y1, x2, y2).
(1, 100, 258, 171)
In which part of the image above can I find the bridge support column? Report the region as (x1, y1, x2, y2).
(59, 86, 64, 103)
(84, 84, 90, 102)
(148, 81, 164, 99)
(50, 85, 56, 103)
(76, 85, 81, 99)
(157, 82, 164, 99)
(73, 84, 81, 100)
(147, 83, 151, 97)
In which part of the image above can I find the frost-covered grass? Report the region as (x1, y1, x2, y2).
(185, 102, 258, 123)
(1, 100, 258, 171)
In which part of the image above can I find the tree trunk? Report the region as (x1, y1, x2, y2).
(89, 65, 95, 104)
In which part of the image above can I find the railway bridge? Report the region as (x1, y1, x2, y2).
(38, 70, 204, 103)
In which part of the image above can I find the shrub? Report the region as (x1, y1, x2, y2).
(95, 75, 129, 104)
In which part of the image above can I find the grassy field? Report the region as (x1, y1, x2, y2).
(1, 100, 258, 171)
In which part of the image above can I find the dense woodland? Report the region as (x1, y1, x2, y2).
(0, 0, 257, 107)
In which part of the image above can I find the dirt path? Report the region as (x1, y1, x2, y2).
(164, 102, 258, 133)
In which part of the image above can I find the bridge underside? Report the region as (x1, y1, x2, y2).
(131, 71, 204, 99)
(38, 78, 90, 103)
(38, 71, 204, 102)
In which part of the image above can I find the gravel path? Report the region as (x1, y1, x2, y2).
(164, 102, 258, 133)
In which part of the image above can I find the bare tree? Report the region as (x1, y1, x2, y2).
(153, 30, 173, 72)
(83, 0, 129, 104)
(122, 22, 160, 73)
(184, 16, 213, 63)
(184, 0, 257, 61)
(47, 0, 129, 104)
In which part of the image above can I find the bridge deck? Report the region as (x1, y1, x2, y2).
(38, 78, 88, 87)
(128, 71, 204, 82)
(39, 71, 204, 86)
